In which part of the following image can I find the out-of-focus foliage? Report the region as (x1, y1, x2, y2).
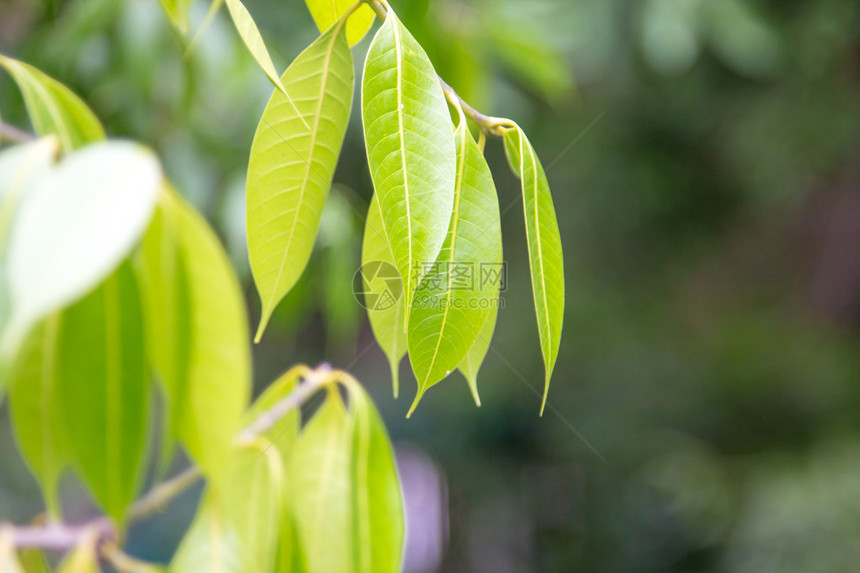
(1, 0, 860, 570)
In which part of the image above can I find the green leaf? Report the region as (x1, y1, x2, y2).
(406, 120, 502, 415)
(503, 126, 564, 414)
(2, 142, 161, 360)
(0, 56, 104, 151)
(247, 20, 354, 341)
(55, 530, 100, 573)
(56, 261, 150, 522)
(304, 0, 375, 46)
(138, 190, 251, 485)
(343, 381, 405, 573)
(171, 443, 283, 573)
(223, 0, 306, 127)
(361, 194, 407, 397)
(157, 0, 194, 34)
(241, 367, 301, 461)
(288, 383, 405, 573)
(458, 281, 500, 407)
(7, 315, 68, 517)
(362, 10, 457, 313)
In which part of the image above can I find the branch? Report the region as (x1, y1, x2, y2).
(1, 362, 339, 555)
(0, 121, 36, 145)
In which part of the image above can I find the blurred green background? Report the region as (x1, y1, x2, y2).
(2, 0, 860, 570)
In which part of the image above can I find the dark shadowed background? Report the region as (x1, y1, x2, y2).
(2, 0, 860, 570)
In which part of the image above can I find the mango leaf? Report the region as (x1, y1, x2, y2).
(361, 195, 407, 397)
(223, 0, 305, 126)
(157, 0, 194, 34)
(56, 261, 150, 522)
(171, 443, 284, 573)
(2, 142, 161, 360)
(343, 380, 405, 573)
(247, 20, 353, 341)
(55, 530, 100, 573)
(0, 528, 24, 573)
(0, 55, 104, 151)
(304, 0, 375, 46)
(137, 189, 251, 486)
(288, 384, 404, 573)
(362, 9, 456, 313)
(458, 281, 501, 407)
(406, 120, 502, 415)
(7, 315, 67, 517)
(241, 367, 301, 461)
(503, 126, 564, 414)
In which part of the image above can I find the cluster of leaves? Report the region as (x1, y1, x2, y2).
(0, 53, 403, 571)
(230, 0, 565, 414)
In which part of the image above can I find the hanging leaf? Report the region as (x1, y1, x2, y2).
(406, 120, 502, 415)
(7, 315, 68, 517)
(222, 0, 305, 125)
(2, 142, 161, 359)
(247, 19, 353, 341)
(0, 56, 104, 151)
(241, 366, 302, 461)
(56, 261, 150, 522)
(288, 383, 404, 573)
(362, 9, 456, 313)
(361, 195, 407, 397)
(304, 0, 375, 45)
(503, 126, 564, 414)
(171, 443, 283, 573)
(157, 0, 194, 34)
(458, 279, 501, 407)
(137, 189, 251, 486)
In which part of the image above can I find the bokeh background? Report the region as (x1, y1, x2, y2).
(2, 0, 860, 570)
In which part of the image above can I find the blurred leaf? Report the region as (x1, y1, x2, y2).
(362, 9, 456, 313)
(362, 195, 407, 397)
(171, 443, 284, 573)
(2, 142, 160, 360)
(503, 126, 564, 414)
(17, 548, 50, 573)
(407, 120, 501, 415)
(0, 529, 24, 573)
(56, 261, 150, 522)
(7, 315, 68, 516)
(223, 0, 305, 123)
(247, 20, 353, 341)
(705, 0, 782, 78)
(241, 367, 301, 461)
(0, 55, 104, 151)
(639, 0, 701, 76)
(139, 189, 251, 487)
(304, 0, 375, 45)
(56, 530, 100, 573)
(158, 0, 194, 34)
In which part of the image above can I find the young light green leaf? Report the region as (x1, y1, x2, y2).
(362, 10, 457, 313)
(172, 443, 283, 573)
(223, 0, 306, 127)
(2, 142, 161, 359)
(241, 367, 301, 461)
(138, 190, 251, 486)
(247, 20, 354, 341)
(0, 56, 104, 151)
(343, 380, 405, 573)
(55, 530, 100, 573)
(406, 122, 502, 416)
(362, 195, 407, 397)
(503, 126, 564, 414)
(56, 261, 150, 522)
(304, 0, 375, 45)
(7, 315, 67, 517)
(458, 285, 500, 407)
(157, 0, 194, 34)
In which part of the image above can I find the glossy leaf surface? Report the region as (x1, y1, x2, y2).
(247, 21, 353, 341)
(362, 10, 456, 311)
